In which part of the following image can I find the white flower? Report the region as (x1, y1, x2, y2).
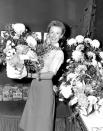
(78, 94, 89, 108)
(92, 59, 97, 67)
(76, 44, 84, 51)
(90, 39, 100, 48)
(12, 23, 26, 35)
(67, 38, 77, 46)
(99, 52, 103, 59)
(32, 32, 42, 40)
(75, 35, 84, 43)
(11, 42, 15, 46)
(69, 97, 78, 105)
(75, 65, 87, 74)
(76, 81, 83, 88)
(6, 40, 12, 46)
(99, 69, 103, 76)
(59, 82, 66, 90)
(60, 85, 72, 98)
(84, 38, 92, 44)
(66, 59, 70, 63)
(85, 84, 93, 93)
(98, 98, 103, 105)
(98, 62, 102, 68)
(59, 76, 63, 81)
(26, 36, 37, 49)
(67, 73, 76, 81)
(13, 34, 20, 39)
(87, 51, 96, 60)
(88, 96, 97, 105)
(1, 31, 6, 38)
(80, 107, 88, 115)
(72, 50, 84, 62)
(6, 49, 16, 60)
(87, 96, 97, 113)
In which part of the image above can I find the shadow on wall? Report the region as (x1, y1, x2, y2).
(94, 0, 103, 44)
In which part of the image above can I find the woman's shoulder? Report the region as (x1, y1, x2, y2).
(55, 49, 64, 57)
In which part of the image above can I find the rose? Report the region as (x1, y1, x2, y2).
(12, 23, 26, 35)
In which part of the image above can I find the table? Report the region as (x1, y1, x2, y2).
(80, 111, 103, 131)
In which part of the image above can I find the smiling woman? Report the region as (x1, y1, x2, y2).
(19, 20, 65, 131)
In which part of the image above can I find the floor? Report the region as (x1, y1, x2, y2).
(0, 101, 69, 131)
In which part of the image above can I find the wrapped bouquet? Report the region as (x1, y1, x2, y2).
(0, 23, 43, 79)
(59, 35, 103, 116)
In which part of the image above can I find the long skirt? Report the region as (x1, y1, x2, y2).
(19, 79, 55, 131)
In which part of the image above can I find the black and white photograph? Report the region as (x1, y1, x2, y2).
(0, 0, 103, 131)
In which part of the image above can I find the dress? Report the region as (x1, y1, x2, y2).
(19, 49, 64, 131)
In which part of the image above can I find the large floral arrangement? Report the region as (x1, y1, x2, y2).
(0, 23, 43, 79)
(59, 35, 103, 116)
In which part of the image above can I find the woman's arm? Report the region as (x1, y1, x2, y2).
(27, 50, 64, 80)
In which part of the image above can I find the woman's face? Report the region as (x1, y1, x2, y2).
(48, 26, 63, 46)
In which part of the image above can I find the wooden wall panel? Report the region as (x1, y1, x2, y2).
(94, 0, 103, 43)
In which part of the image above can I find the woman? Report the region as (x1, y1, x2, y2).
(19, 20, 65, 131)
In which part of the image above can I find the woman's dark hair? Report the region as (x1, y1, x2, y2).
(59, 22, 71, 49)
(47, 20, 66, 35)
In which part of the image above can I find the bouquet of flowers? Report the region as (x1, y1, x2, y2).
(59, 35, 103, 116)
(0, 23, 43, 79)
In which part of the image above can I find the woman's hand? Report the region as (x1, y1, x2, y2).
(27, 71, 54, 80)
(27, 73, 38, 79)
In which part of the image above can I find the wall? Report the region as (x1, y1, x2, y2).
(0, 0, 88, 34)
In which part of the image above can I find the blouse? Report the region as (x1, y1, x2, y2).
(40, 49, 64, 75)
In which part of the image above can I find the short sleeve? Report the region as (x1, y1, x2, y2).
(49, 50, 64, 74)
